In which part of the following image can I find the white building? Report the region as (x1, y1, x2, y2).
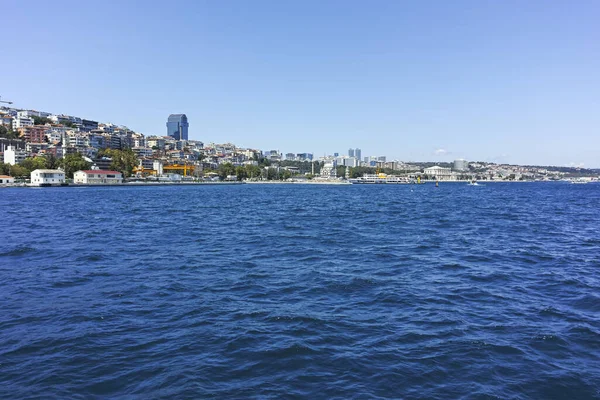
(3, 145, 27, 165)
(18, 110, 51, 119)
(30, 169, 65, 186)
(424, 166, 453, 180)
(320, 162, 337, 179)
(0, 175, 15, 184)
(12, 116, 34, 130)
(73, 170, 123, 184)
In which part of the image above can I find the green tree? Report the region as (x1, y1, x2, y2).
(109, 149, 138, 177)
(244, 164, 261, 179)
(0, 125, 19, 139)
(235, 166, 247, 181)
(32, 116, 51, 125)
(218, 163, 236, 180)
(9, 164, 29, 178)
(98, 148, 138, 177)
(44, 153, 60, 169)
(21, 157, 49, 172)
(60, 153, 92, 178)
(281, 170, 292, 180)
(0, 162, 10, 175)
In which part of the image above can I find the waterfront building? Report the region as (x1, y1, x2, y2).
(0, 175, 15, 184)
(30, 169, 65, 186)
(74, 170, 123, 184)
(166, 114, 189, 141)
(320, 161, 337, 179)
(424, 165, 453, 180)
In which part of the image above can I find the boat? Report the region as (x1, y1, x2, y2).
(468, 180, 480, 186)
(349, 173, 410, 184)
(571, 179, 588, 184)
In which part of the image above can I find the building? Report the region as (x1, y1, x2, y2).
(12, 116, 34, 130)
(424, 165, 453, 180)
(355, 148, 361, 162)
(80, 119, 99, 132)
(73, 170, 123, 184)
(453, 159, 469, 171)
(320, 162, 337, 179)
(30, 169, 65, 186)
(0, 175, 15, 184)
(19, 126, 48, 143)
(166, 114, 189, 141)
(348, 148, 355, 157)
(3, 145, 27, 165)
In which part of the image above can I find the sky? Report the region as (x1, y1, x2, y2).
(2, 0, 599, 167)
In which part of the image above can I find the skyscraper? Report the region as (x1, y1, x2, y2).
(355, 148, 361, 161)
(348, 148, 355, 157)
(166, 114, 189, 141)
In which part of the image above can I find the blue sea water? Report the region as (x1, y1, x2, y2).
(1, 182, 599, 399)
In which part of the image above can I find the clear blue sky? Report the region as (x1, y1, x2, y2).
(3, 0, 599, 167)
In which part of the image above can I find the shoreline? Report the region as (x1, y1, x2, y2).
(0, 179, 588, 188)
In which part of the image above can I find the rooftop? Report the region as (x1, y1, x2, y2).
(79, 170, 122, 175)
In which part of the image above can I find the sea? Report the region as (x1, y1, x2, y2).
(1, 182, 599, 399)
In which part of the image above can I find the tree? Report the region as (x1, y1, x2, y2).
(218, 163, 236, 180)
(44, 153, 60, 169)
(281, 170, 292, 180)
(60, 153, 92, 178)
(21, 157, 48, 172)
(0, 125, 19, 139)
(244, 164, 261, 179)
(9, 165, 29, 178)
(98, 148, 138, 177)
(109, 149, 138, 177)
(235, 166, 247, 181)
(0, 162, 10, 175)
(32, 116, 51, 125)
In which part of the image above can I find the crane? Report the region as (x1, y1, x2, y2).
(0, 96, 13, 105)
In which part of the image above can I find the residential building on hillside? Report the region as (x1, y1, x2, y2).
(3, 146, 27, 165)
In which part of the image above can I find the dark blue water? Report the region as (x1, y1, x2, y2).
(1, 183, 599, 399)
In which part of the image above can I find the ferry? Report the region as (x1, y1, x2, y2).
(349, 173, 410, 184)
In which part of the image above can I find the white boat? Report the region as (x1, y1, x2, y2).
(349, 173, 410, 184)
(571, 180, 588, 184)
(468, 180, 479, 186)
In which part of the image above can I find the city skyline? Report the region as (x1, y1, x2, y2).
(2, 1, 599, 167)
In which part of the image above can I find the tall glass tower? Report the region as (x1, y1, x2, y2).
(166, 114, 189, 141)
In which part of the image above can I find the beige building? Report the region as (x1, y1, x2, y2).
(73, 170, 123, 184)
